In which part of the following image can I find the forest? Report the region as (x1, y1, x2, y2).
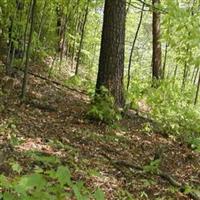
(0, 0, 200, 199)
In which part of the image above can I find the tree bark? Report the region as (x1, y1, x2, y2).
(152, 0, 162, 80)
(21, 0, 36, 99)
(71, 3, 81, 69)
(21, 0, 32, 67)
(6, 17, 15, 75)
(182, 61, 189, 89)
(193, 67, 199, 85)
(173, 65, 178, 79)
(75, 0, 90, 75)
(38, 0, 47, 40)
(96, 0, 126, 107)
(162, 43, 168, 79)
(191, 66, 197, 83)
(59, 15, 68, 65)
(194, 71, 200, 105)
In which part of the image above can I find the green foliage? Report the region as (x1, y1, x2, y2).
(117, 189, 134, 200)
(141, 122, 153, 135)
(0, 160, 105, 200)
(10, 162, 23, 174)
(129, 79, 200, 141)
(64, 75, 95, 95)
(87, 87, 121, 124)
(143, 159, 161, 174)
(126, 78, 149, 110)
(65, 75, 83, 88)
(94, 189, 105, 200)
(187, 137, 200, 152)
(145, 81, 200, 136)
(26, 151, 61, 166)
(162, 0, 200, 68)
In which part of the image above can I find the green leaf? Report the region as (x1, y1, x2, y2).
(15, 174, 46, 194)
(11, 162, 22, 174)
(72, 184, 84, 200)
(94, 188, 105, 200)
(56, 166, 71, 186)
(0, 175, 9, 187)
(3, 192, 17, 200)
(27, 151, 61, 166)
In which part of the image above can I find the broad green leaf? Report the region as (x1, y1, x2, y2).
(72, 184, 83, 200)
(56, 166, 71, 186)
(94, 188, 105, 200)
(15, 174, 46, 194)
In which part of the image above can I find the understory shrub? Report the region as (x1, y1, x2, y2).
(128, 79, 200, 140)
(87, 87, 121, 124)
(65, 75, 95, 95)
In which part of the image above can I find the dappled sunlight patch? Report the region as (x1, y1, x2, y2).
(29, 90, 43, 99)
(137, 98, 152, 113)
(114, 130, 127, 137)
(16, 138, 64, 157)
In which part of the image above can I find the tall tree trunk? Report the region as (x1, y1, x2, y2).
(89, 25, 98, 69)
(193, 67, 199, 85)
(173, 65, 178, 79)
(152, 0, 162, 80)
(56, 6, 65, 54)
(21, 0, 32, 67)
(6, 0, 24, 75)
(59, 15, 68, 65)
(191, 66, 197, 83)
(71, 17, 80, 70)
(194, 71, 200, 105)
(75, 0, 90, 75)
(162, 43, 168, 79)
(38, 0, 47, 40)
(182, 61, 189, 89)
(127, 2, 145, 90)
(96, 0, 126, 107)
(6, 17, 15, 75)
(21, 0, 36, 99)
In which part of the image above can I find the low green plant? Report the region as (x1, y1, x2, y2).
(126, 78, 149, 110)
(145, 81, 199, 136)
(128, 79, 200, 142)
(142, 122, 153, 135)
(143, 159, 161, 174)
(187, 137, 200, 152)
(64, 75, 95, 95)
(0, 161, 105, 200)
(64, 75, 82, 88)
(87, 87, 121, 124)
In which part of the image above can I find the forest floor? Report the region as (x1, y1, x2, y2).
(0, 65, 200, 200)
